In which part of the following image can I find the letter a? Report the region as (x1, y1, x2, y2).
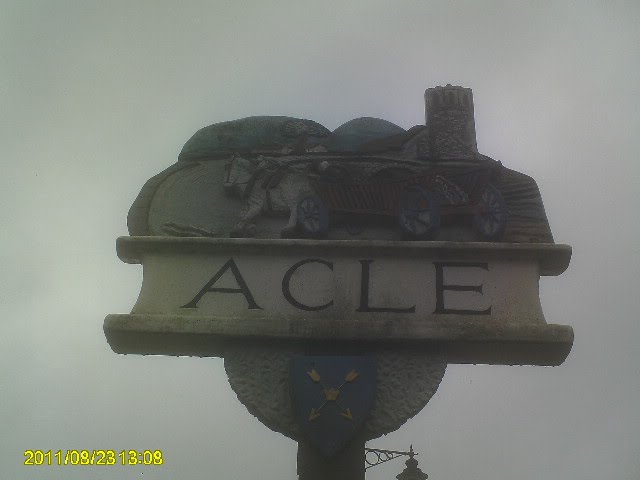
(180, 258, 262, 309)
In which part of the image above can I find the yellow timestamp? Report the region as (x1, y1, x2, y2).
(24, 449, 164, 466)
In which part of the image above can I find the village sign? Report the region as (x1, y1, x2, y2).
(105, 85, 572, 478)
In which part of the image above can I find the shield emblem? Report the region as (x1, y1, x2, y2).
(289, 356, 377, 456)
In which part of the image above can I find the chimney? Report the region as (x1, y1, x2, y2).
(424, 85, 479, 160)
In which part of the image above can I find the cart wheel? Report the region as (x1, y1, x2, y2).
(474, 184, 507, 240)
(297, 195, 329, 237)
(398, 187, 440, 239)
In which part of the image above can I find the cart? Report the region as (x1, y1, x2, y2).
(296, 163, 507, 240)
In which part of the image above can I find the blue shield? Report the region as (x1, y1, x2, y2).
(289, 356, 377, 456)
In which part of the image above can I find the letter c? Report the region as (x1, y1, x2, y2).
(282, 259, 334, 311)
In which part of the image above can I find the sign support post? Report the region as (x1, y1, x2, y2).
(297, 439, 365, 480)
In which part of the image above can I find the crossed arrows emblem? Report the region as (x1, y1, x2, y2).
(306, 368, 360, 422)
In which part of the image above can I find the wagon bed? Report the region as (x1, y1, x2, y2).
(297, 163, 507, 240)
(316, 166, 494, 213)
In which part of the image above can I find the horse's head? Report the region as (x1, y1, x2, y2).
(223, 154, 257, 197)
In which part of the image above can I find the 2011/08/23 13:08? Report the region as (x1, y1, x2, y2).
(24, 449, 164, 466)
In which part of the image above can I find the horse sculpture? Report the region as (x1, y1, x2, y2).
(223, 155, 317, 237)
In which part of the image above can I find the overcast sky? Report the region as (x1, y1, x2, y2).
(1, 1, 639, 479)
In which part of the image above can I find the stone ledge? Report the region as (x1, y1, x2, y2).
(115, 236, 571, 276)
(104, 314, 573, 366)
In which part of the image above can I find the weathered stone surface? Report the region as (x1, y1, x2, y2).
(131, 156, 553, 242)
(178, 115, 407, 162)
(127, 87, 557, 243)
(103, 237, 573, 365)
(178, 116, 331, 161)
(127, 162, 199, 236)
(105, 85, 573, 466)
(424, 85, 479, 160)
(115, 236, 571, 275)
(224, 346, 446, 440)
(104, 314, 574, 366)
(325, 117, 405, 152)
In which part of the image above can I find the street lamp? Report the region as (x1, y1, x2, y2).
(396, 446, 428, 480)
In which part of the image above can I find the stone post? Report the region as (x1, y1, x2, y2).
(297, 438, 365, 480)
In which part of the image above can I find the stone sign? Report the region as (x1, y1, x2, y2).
(106, 238, 570, 365)
(104, 84, 572, 480)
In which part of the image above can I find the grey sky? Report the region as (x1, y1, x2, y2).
(1, 1, 639, 479)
